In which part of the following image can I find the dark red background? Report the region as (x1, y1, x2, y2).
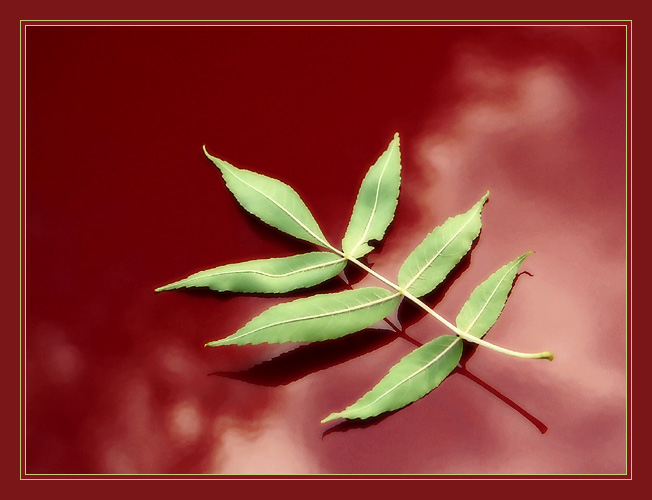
(18, 21, 630, 480)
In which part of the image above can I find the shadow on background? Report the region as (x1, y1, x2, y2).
(207, 252, 548, 437)
(318, 317, 548, 437)
(209, 327, 398, 386)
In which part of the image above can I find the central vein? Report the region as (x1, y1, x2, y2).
(217, 291, 401, 343)
(350, 141, 396, 256)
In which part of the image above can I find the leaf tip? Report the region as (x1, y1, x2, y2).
(154, 280, 183, 292)
(321, 413, 340, 424)
(202, 144, 222, 166)
(390, 132, 401, 153)
(544, 352, 554, 361)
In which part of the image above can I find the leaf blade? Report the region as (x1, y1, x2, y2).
(456, 253, 532, 340)
(342, 133, 402, 258)
(155, 252, 346, 294)
(398, 193, 488, 297)
(207, 287, 401, 346)
(322, 335, 462, 422)
(204, 147, 331, 248)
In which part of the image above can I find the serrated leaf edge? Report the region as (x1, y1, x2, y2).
(322, 335, 461, 423)
(458, 252, 532, 336)
(401, 192, 489, 292)
(155, 254, 345, 292)
(207, 288, 400, 346)
(344, 133, 401, 258)
(204, 146, 334, 250)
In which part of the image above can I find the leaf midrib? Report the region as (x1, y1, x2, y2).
(215, 155, 332, 249)
(170, 257, 346, 287)
(403, 202, 482, 292)
(348, 141, 397, 256)
(340, 337, 461, 416)
(218, 291, 401, 343)
(462, 258, 522, 335)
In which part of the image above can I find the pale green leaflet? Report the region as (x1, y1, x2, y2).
(342, 133, 401, 259)
(156, 252, 346, 294)
(157, 134, 553, 424)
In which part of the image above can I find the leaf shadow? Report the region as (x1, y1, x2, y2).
(339, 259, 368, 287)
(199, 239, 546, 437)
(222, 185, 318, 253)
(321, 409, 403, 437)
(365, 235, 390, 260)
(454, 362, 548, 434)
(321, 305, 548, 437)
(209, 327, 401, 387)
(321, 355, 547, 438)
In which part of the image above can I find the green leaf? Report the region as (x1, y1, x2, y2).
(398, 192, 488, 297)
(204, 146, 332, 248)
(322, 335, 462, 423)
(206, 287, 401, 346)
(155, 252, 346, 294)
(456, 253, 532, 340)
(342, 133, 402, 258)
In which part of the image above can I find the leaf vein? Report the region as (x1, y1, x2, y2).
(463, 259, 522, 334)
(403, 203, 483, 291)
(174, 258, 345, 286)
(224, 291, 400, 343)
(349, 141, 397, 256)
(344, 338, 460, 414)
(223, 162, 332, 250)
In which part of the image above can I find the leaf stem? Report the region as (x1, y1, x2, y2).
(403, 291, 553, 360)
(343, 255, 553, 361)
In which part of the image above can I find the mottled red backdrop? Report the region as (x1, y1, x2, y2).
(25, 24, 627, 475)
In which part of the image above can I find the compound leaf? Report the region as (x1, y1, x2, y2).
(206, 287, 401, 347)
(398, 192, 488, 297)
(155, 252, 346, 294)
(456, 253, 532, 339)
(322, 334, 462, 422)
(342, 133, 402, 258)
(204, 146, 331, 248)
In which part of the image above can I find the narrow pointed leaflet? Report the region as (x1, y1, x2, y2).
(322, 255, 540, 423)
(342, 133, 402, 258)
(322, 335, 462, 422)
(456, 252, 540, 342)
(398, 192, 488, 298)
(204, 146, 333, 249)
(155, 252, 346, 294)
(206, 287, 401, 346)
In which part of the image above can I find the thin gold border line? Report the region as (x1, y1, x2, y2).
(623, 20, 631, 479)
(19, 19, 23, 480)
(20, 23, 629, 27)
(18, 19, 634, 22)
(20, 474, 631, 479)
(20, 20, 24, 478)
(20, 20, 632, 480)
(22, 21, 27, 480)
(627, 20, 632, 478)
(21, 472, 630, 478)
(624, 22, 629, 477)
